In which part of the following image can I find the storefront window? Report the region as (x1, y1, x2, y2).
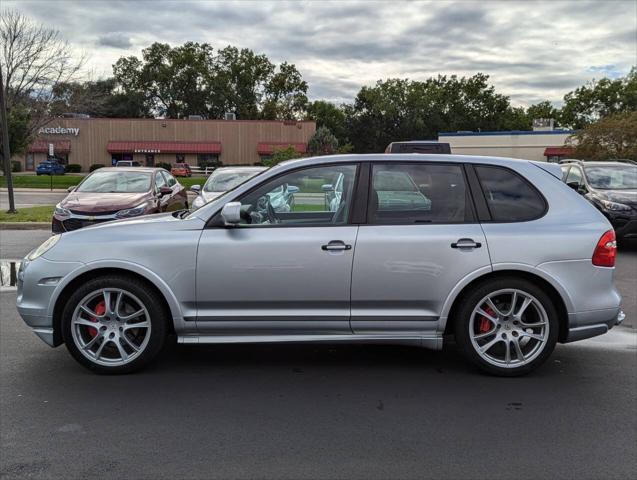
(111, 153, 133, 166)
(176, 154, 185, 163)
(197, 154, 219, 168)
(146, 154, 155, 167)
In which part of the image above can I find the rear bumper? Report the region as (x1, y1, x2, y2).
(564, 308, 625, 343)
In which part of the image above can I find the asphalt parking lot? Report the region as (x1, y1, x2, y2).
(1, 231, 635, 479)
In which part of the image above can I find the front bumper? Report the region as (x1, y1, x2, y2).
(52, 212, 119, 233)
(605, 211, 637, 239)
(16, 257, 84, 347)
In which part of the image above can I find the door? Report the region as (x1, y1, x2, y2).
(195, 163, 359, 334)
(351, 162, 491, 334)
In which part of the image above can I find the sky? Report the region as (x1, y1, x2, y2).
(5, 0, 637, 107)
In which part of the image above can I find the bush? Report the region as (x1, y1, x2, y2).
(89, 163, 105, 172)
(156, 162, 172, 171)
(65, 164, 82, 173)
(11, 161, 22, 172)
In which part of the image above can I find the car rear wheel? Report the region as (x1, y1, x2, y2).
(61, 275, 168, 374)
(454, 277, 558, 376)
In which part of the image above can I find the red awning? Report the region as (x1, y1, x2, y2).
(544, 147, 574, 157)
(28, 140, 71, 153)
(257, 142, 307, 155)
(107, 141, 221, 154)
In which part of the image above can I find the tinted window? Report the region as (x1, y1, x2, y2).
(369, 163, 470, 224)
(565, 167, 583, 185)
(584, 165, 637, 190)
(163, 171, 177, 187)
(475, 166, 546, 222)
(155, 171, 167, 190)
(236, 164, 357, 226)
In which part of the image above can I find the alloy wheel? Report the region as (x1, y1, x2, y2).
(469, 288, 549, 368)
(71, 288, 151, 367)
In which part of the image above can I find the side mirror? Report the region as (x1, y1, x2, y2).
(159, 186, 172, 197)
(221, 201, 242, 225)
(322, 184, 334, 192)
(288, 185, 300, 194)
(190, 184, 201, 194)
(67, 186, 75, 193)
(567, 182, 585, 194)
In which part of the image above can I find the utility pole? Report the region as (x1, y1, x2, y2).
(0, 65, 17, 213)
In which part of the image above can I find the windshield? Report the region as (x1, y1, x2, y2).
(76, 171, 151, 193)
(204, 170, 261, 192)
(585, 165, 637, 190)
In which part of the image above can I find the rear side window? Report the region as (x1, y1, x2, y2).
(475, 165, 546, 222)
(369, 163, 472, 224)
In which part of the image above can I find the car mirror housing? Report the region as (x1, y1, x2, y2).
(221, 202, 242, 225)
(322, 184, 334, 192)
(190, 184, 201, 194)
(288, 185, 300, 194)
(159, 186, 172, 196)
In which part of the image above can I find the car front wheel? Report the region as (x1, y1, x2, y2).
(454, 278, 558, 376)
(61, 275, 168, 374)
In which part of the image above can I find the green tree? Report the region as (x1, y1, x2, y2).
(308, 126, 339, 156)
(526, 101, 561, 126)
(6, 103, 30, 156)
(262, 145, 301, 167)
(113, 42, 308, 120)
(567, 111, 637, 160)
(305, 100, 349, 144)
(560, 68, 637, 128)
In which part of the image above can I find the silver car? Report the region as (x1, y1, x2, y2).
(16, 154, 624, 375)
(190, 166, 266, 210)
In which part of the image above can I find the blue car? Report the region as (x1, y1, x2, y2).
(36, 159, 66, 175)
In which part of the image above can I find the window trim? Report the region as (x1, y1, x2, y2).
(472, 163, 549, 223)
(365, 161, 477, 226)
(205, 162, 363, 229)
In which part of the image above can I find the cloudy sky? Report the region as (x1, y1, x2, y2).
(5, 0, 637, 106)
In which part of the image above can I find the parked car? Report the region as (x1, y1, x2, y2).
(115, 160, 142, 167)
(36, 159, 66, 175)
(385, 141, 451, 154)
(560, 160, 637, 241)
(18, 154, 623, 375)
(51, 167, 188, 233)
(171, 163, 192, 177)
(191, 166, 266, 210)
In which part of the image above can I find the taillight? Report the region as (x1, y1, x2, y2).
(592, 230, 617, 267)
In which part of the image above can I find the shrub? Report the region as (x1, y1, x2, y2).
(89, 163, 105, 172)
(11, 161, 22, 172)
(156, 162, 172, 171)
(65, 164, 82, 173)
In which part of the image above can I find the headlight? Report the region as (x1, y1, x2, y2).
(115, 202, 148, 219)
(26, 235, 61, 261)
(600, 199, 632, 212)
(54, 204, 71, 217)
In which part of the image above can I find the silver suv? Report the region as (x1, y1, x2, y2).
(17, 154, 624, 375)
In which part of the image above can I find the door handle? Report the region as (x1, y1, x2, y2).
(322, 241, 352, 251)
(451, 238, 482, 249)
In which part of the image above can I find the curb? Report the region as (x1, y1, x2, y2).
(0, 222, 51, 230)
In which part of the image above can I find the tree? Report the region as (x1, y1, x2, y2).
(50, 78, 150, 118)
(560, 68, 637, 129)
(308, 126, 339, 156)
(567, 111, 637, 161)
(345, 74, 517, 153)
(1, 9, 85, 212)
(114, 42, 308, 120)
(526, 101, 561, 126)
(305, 100, 349, 144)
(262, 145, 301, 167)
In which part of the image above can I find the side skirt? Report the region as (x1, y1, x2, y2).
(177, 334, 443, 350)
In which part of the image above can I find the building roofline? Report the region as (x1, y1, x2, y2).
(439, 130, 576, 137)
(51, 117, 315, 124)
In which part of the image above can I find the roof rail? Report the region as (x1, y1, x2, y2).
(557, 158, 582, 165)
(614, 159, 637, 165)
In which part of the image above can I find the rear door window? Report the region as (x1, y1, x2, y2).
(368, 163, 472, 224)
(475, 165, 546, 222)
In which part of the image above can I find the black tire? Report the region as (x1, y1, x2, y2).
(454, 277, 559, 376)
(61, 275, 169, 374)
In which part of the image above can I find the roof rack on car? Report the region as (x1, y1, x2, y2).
(614, 159, 637, 165)
(557, 158, 583, 164)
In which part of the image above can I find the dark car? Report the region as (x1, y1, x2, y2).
(36, 159, 66, 175)
(560, 160, 637, 241)
(52, 167, 188, 233)
(385, 141, 451, 154)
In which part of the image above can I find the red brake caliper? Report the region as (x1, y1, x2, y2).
(479, 306, 495, 333)
(87, 300, 105, 338)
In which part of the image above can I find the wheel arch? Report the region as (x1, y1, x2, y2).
(51, 264, 179, 346)
(442, 268, 570, 343)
